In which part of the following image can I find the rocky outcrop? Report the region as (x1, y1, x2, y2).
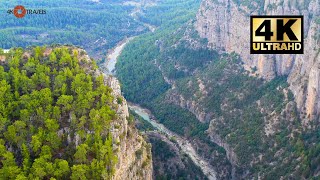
(64, 48, 153, 180)
(206, 123, 238, 179)
(166, 89, 212, 122)
(106, 76, 153, 180)
(195, 0, 320, 121)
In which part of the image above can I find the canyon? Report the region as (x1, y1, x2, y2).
(116, 0, 320, 178)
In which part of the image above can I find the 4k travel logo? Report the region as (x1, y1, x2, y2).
(250, 16, 303, 54)
(7, 5, 46, 18)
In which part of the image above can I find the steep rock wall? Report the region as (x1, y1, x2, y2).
(195, 0, 320, 121)
(106, 76, 153, 180)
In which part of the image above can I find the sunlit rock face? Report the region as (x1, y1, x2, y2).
(195, 0, 320, 121)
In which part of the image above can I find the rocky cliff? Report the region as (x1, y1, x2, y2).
(105, 76, 153, 180)
(64, 48, 153, 180)
(56, 48, 153, 180)
(195, 0, 320, 121)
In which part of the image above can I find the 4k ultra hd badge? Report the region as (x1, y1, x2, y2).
(250, 16, 303, 54)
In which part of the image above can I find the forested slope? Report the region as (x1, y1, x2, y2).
(0, 46, 153, 179)
(0, 0, 147, 59)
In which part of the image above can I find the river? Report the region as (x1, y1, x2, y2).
(104, 39, 218, 180)
(105, 37, 135, 75)
(103, 2, 217, 178)
(129, 104, 217, 180)
(104, 1, 155, 75)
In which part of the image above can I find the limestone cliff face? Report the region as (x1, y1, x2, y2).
(195, 0, 320, 121)
(106, 76, 153, 180)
